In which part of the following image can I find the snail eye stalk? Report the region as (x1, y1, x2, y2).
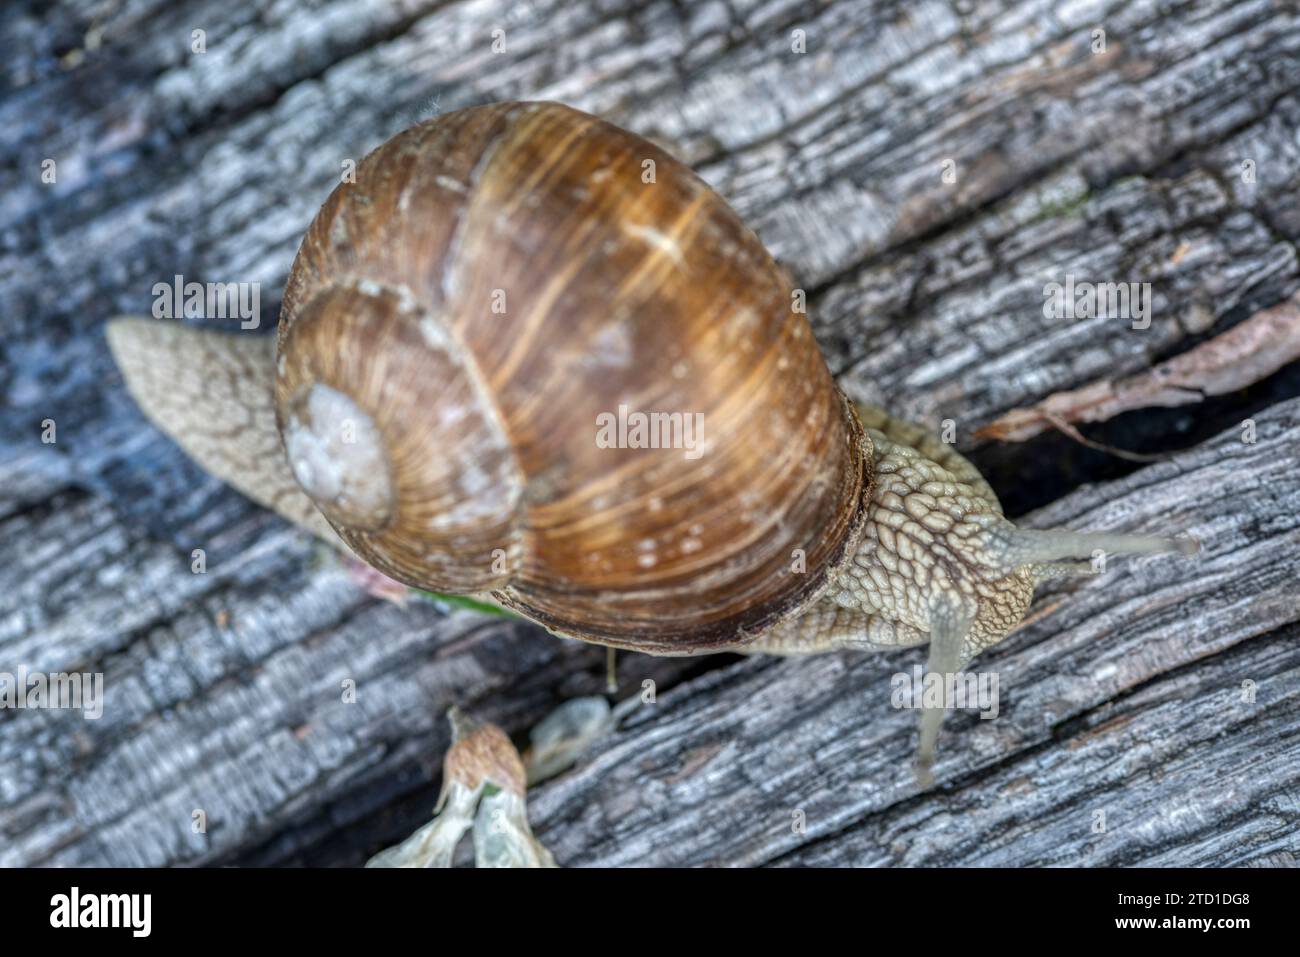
(986, 527, 1200, 580)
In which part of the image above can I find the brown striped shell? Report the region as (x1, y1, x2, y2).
(274, 101, 872, 653)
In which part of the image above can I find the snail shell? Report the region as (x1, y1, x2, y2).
(275, 101, 872, 653)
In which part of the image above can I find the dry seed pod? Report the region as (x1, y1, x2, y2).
(108, 101, 1198, 777)
(366, 707, 554, 868)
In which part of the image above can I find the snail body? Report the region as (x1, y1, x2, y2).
(107, 101, 1195, 775)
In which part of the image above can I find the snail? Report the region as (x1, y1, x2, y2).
(106, 100, 1197, 780)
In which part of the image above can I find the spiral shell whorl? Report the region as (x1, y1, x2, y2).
(276, 278, 524, 593)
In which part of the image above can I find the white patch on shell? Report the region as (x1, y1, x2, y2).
(621, 222, 685, 266)
(636, 537, 658, 569)
(731, 306, 759, 334)
(285, 384, 392, 526)
(329, 214, 349, 249)
(458, 457, 494, 497)
(420, 317, 452, 352)
(588, 321, 633, 369)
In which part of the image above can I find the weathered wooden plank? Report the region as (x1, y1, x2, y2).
(2, 0, 1299, 867)
(527, 398, 1300, 866)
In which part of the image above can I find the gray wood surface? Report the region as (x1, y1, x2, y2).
(1, 0, 1297, 866)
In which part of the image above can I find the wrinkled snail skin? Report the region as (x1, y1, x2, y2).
(104, 319, 343, 547)
(106, 100, 1198, 774)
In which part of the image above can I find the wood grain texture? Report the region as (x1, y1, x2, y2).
(2, 0, 1298, 866)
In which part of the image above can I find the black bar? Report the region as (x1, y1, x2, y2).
(0, 867, 1281, 943)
